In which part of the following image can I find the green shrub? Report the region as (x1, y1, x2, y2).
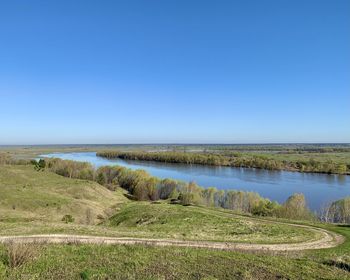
(62, 214, 74, 223)
(80, 270, 90, 280)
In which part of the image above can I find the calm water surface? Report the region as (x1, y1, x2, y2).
(41, 152, 350, 210)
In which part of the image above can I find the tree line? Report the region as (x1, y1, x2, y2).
(2, 155, 348, 223)
(97, 151, 349, 175)
(31, 157, 315, 220)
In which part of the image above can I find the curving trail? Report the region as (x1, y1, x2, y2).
(0, 226, 344, 252)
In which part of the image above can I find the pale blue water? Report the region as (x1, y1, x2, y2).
(41, 152, 350, 210)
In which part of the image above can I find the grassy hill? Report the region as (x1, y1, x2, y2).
(0, 165, 127, 224)
(0, 164, 324, 245)
(105, 202, 319, 243)
(0, 165, 318, 244)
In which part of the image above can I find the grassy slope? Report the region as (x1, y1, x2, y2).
(0, 164, 319, 244)
(1, 243, 350, 280)
(0, 164, 349, 279)
(306, 224, 350, 268)
(105, 202, 319, 243)
(0, 165, 128, 223)
(1, 224, 349, 279)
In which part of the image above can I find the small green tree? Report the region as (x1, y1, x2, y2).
(34, 159, 46, 171)
(96, 173, 106, 185)
(277, 193, 313, 220)
(62, 214, 74, 223)
(252, 200, 280, 216)
(179, 192, 195, 206)
(134, 177, 159, 201)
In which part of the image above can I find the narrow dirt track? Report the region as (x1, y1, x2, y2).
(0, 226, 344, 252)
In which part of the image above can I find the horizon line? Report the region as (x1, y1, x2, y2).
(1, 142, 350, 147)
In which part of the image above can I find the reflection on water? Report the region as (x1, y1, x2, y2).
(337, 175, 347, 184)
(41, 152, 350, 210)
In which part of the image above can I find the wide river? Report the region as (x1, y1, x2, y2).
(42, 152, 350, 210)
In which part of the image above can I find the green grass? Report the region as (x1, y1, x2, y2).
(0, 164, 320, 244)
(0, 165, 128, 223)
(0, 164, 349, 279)
(0, 223, 349, 279)
(105, 202, 320, 243)
(259, 151, 350, 165)
(1, 243, 349, 280)
(306, 223, 350, 268)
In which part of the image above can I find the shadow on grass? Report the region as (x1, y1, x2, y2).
(337, 225, 350, 228)
(123, 193, 137, 201)
(323, 260, 350, 272)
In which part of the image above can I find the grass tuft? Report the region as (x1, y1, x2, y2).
(3, 242, 40, 268)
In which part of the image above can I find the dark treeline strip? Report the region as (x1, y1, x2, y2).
(97, 151, 350, 175)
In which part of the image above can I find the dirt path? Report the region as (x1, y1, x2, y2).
(0, 226, 344, 252)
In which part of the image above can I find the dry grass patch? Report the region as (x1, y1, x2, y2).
(2, 242, 41, 268)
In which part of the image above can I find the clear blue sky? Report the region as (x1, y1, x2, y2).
(0, 0, 349, 144)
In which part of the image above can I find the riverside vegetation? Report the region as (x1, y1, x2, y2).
(32, 156, 312, 220)
(1, 144, 349, 174)
(97, 146, 350, 175)
(36, 155, 350, 223)
(0, 152, 350, 279)
(2, 150, 350, 224)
